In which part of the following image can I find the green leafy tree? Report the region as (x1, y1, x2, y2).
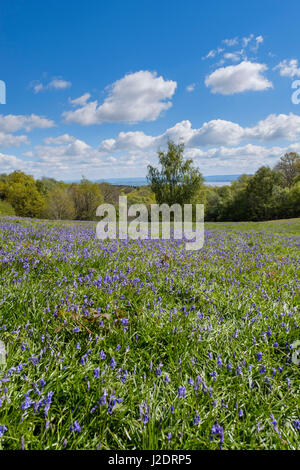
(46, 187, 76, 220)
(287, 181, 300, 217)
(36, 177, 63, 196)
(69, 178, 104, 220)
(147, 140, 204, 206)
(245, 167, 283, 220)
(274, 152, 300, 187)
(3, 171, 46, 218)
(0, 200, 15, 216)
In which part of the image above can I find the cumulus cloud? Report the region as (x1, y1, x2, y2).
(5, 108, 300, 179)
(0, 132, 29, 147)
(10, 137, 300, 180)
(205, 61, 273, 95)
(0, 114, 55, 133)
(63, 71, 177, 125)
(274, 59, 300, 78)
(98, 113, 300, 154)
(0, 152, 29, 172)
(69, 93, 91, 107)
(185, 142, 300, 173)
(99, 120, 195, 152)
(33, 136, 96, 164)
(44, 134, 76, 145)
(189, 120, 244, 146)
(244, 113, 300, 141)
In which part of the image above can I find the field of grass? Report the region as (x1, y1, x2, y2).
(0, 216, 299, 450)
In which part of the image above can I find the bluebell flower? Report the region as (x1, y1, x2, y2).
(70, 421, 81, 433)
(270, 414, 281, 438)
(210, 423, 224, 449)
(256, 352, 263, 361)
(259, 365, 266, 374)
(293, 419, 299, 431)
(0, 424, 7, 437)
(99, 350, 106, 359)
(110, 357, 116, 369)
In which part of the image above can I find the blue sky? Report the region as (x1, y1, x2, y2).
(1, 0, 300, 180)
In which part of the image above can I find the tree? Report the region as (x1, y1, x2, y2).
(0, 200, 15, 216)
(46, 187, 75, 220)
(36, 177, 62, 196)
(287, 181, 300, 217)
(147, 140, 204, 206)
(245, 167, 283, 220)
(69, 178, 104, 220)
(274, 152, 300, 187)
(2, 171, 46, 218)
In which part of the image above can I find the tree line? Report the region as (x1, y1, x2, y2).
(146, 142, 300, 221)
(0, 141, 299, 221)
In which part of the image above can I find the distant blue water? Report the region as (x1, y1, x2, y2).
(97, 175, 246, 186)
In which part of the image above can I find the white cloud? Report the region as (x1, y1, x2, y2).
(244, 113, 300, 141)
(33, 83, 44, 93)
(222, 38, 239, 47)
(186, 83, 196, 92)
(44, 134, 76, 145)
(32, 78, 71, 93)
(223, 52, 242, 62)
(69, 93, 91, 107)
(33, 137, 95, 163)
(242, 34, 254, 48)
(100, 131, 156, 152)
(190, 120, 244, 146)
(0, 152, 29, 172)
(63, 71, 177, 125)
(0, 132, 29, 147)
(48, 79, 71, 90)
(255, 35, 264, 47)
(186, 142, 300, 173)
(0, 114, 55, 133)
(98, 113, 300, 154)
(274, 59, 300, 78)
(204, 34, 264, 64)
(205, 61, 273, 95)
(99, 120, 195, 152)
(202, 48, 224, 60)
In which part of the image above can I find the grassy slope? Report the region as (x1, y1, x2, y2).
(0, 216, 299, 450)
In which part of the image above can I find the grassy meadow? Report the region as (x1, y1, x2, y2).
(0, 216, 299, 450)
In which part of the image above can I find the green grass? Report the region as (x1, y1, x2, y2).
(0, 216, 299, 450)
